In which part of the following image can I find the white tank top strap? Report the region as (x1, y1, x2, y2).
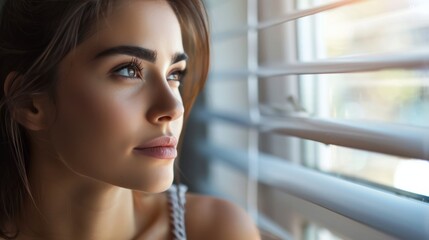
(166, 184, 188, 240)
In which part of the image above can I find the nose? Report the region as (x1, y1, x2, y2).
(146, 79, 184, 124)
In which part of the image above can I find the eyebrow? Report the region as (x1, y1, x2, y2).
(171, 52, 188, 64)
(94, 45, 157, 63)
(94, 45, 188, 65)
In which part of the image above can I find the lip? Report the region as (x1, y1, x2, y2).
(134, 136, 178, 159)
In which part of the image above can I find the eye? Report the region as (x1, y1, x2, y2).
(112, 58, 144, 80)
(115, 66, 139, 78)
(167, 69, 187, 85)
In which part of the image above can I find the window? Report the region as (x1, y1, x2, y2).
(180, 0, 429, 239)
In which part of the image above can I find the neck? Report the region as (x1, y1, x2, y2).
(18, 142, 154, 240)
(22, 171, 138, 240)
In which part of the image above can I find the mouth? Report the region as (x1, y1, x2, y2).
(133, 146, 177, 159)
(134, 136, 178, 159)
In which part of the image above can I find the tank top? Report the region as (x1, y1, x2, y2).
(166, 184, 188, 240)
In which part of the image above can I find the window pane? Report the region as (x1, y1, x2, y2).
(303, 71, 429, 127)
(302, 0, 429, 58)
(303, 140, 429, 198)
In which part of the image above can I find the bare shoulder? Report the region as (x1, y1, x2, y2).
(185, 193, 261, 240)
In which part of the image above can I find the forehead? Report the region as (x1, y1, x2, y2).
(76, 0, 184, 60)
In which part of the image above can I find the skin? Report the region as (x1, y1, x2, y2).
(5, 0, 260, 239)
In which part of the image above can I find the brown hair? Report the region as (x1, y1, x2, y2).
(0, 0, 209, 238)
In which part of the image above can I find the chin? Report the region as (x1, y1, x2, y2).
(127, 173, 175, 193)
(148, 177, 174, 193)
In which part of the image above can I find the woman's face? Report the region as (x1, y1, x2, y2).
(48, 0, 185, 192)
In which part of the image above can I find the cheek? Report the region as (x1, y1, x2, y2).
(68, 90, 133, 131)
(59, 84, 137, 140)
(171, 116, 184, 138)
(172, 90, 184, 132)
(50, 76, 144, 174)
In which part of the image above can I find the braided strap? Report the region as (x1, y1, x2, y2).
(167, 184, 188, 240)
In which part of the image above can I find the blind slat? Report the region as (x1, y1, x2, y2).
(197, 109, 429, 160)
(257, 0, 362, 30)
(210, 51, 429, 79)
(200, 143, 429, 240)
(213, 0, 363, 40)
(258, 214, 293, 240)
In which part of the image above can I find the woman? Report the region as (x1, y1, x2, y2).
(0, 0, 260, 239)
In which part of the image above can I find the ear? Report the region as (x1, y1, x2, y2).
(3, 71, 17, 96)
(5, 72, 55, 131)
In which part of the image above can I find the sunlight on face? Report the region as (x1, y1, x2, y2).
(50, 0, 185, 192)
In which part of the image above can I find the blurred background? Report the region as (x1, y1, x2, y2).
(179, 0, 429, 239)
